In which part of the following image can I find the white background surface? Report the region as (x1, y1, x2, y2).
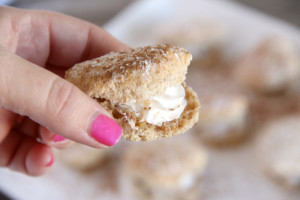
(1, 0, 300, 199)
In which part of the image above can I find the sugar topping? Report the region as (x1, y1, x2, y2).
(68, 44, 189, 82)
(66, 44, 192, 103)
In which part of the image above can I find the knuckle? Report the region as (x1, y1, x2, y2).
(45, 78, 77, 119)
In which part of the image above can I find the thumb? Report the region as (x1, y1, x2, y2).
(0, 47, 122, 148)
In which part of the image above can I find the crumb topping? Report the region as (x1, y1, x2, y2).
(68, 44, 189, 82)
(65, 44, 192, 103)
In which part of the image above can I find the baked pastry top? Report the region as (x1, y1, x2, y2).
(65, 44, 191, 104)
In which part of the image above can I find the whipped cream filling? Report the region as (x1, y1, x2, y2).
(117, 84, 187, 126)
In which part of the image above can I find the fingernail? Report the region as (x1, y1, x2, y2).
(53, 135, 65, 142)
(91, 115, 122, 146)
(46, 152, 55, 167)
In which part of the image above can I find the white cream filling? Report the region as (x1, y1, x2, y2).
(118, 84, 187, 126)
(178, 173, 197, 190)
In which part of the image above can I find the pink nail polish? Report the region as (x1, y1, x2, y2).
(46, 153, 55, 167)
(91, 115, 122, 146)
(53, 135, 65, 142)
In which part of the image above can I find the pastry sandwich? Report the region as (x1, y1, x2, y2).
(65, 44, 200, 141)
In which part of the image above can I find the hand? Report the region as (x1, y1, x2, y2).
(0, 6, 125, 176)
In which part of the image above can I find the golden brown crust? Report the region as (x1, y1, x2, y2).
(99, 86, 200, 142)
(65, 44, 192, 104)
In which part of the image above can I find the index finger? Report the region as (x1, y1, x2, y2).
(43, 10, 128, 67)
(0, 6, 128, 68)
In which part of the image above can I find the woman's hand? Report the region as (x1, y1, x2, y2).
(0, 6, 125, 176)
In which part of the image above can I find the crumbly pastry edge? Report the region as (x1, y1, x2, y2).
(98, 85, 200, 142)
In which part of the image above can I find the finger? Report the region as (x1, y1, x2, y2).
(26, 142, 54, 176)
(0, 47, 122, 148)
(0, 7, 128, 68)
(18, 117, 38, 138)
(0, 130, 53, 176)
(46, 65, 66, 78)
(39, 126, 73, 149)
(44, 10, 129, 66)
(0, 108, 17, 142)
(0, 130, 22, 167)
(17, 118, 72, 149)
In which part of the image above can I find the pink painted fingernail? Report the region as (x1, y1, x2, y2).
(46, 152, 55, 167)
(91, 115, 122, 146)
(53, 135, 65, 142)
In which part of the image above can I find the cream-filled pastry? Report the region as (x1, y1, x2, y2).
(65, 44, 200, 141)
(121, 138, 208, 200)
(187, 64, 249, 145)
(197, 94, 249, 145)
(235, 37, 300, 94)
(256, 116, 300, 189)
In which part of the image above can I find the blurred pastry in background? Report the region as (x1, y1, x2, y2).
(256, 116, 300, 189)
(66, 44, 200, 142)
(56, 143, 109, 171)
(235, 36, 300, 94)
(187, 63, 250, 146)
(196, 94, 250, 145)
(121, 138, 208, 200)
(248, 92, 300, 128)
(155, 19, 228, 67)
